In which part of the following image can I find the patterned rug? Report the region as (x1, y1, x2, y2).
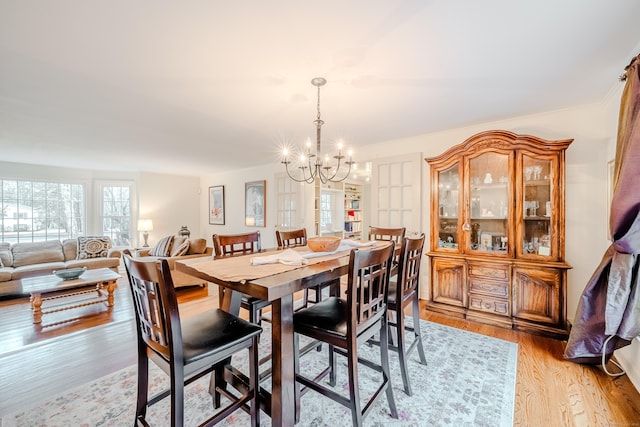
(1, 319, 517, 426)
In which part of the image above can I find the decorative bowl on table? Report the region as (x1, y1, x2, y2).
(307, 236, 341, 252)
(53, 267, 87, 280)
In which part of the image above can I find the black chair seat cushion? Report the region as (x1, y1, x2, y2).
(293, 297, 348, 339)
(242, 295, 271, 310)
(180, 308, 262, 364)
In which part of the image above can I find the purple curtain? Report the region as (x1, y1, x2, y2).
(564, 54, 640, 364)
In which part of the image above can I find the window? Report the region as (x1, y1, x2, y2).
(319, 188, 344, 234)
(98, 182, 134, 247)
(1, 179, 85, 243)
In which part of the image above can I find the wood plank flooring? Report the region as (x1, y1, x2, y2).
(1, 278, 639, 426)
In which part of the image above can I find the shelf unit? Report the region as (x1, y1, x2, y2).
(425, 130, 573, 339)
(343, 183, 363, 240)
(312, 180, 365, 239)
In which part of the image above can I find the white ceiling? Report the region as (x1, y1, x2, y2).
(1, 1, 640, 176)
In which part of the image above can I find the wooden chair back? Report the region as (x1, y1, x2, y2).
(276, 228, 307, 248)
(213, 231, 261, 257)
(368, 226, 406, 246)
(123, 251, 181, 364)
(369, 226, 406, 267)
(346, 241, 395, 330)
(394, 233, 425, 307)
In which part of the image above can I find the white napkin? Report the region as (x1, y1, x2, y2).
(250, 249, 309, 266)
(341, 239, 376, 248)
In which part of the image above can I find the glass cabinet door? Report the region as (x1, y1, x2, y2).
(521, 155, 553, 257)
(467, 152, 509, 254)
(437, 164, 460, 250)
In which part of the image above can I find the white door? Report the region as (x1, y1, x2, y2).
(369, 153, 422, 235)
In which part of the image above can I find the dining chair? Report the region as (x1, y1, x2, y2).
(293, 242, 398, 426)
(122, 250, 262, 427)
(373, 233, 428, 396)
(212, 231, 270, 325)
(275, 228, 332, 308)
(275, 228, 307, 248)
(368, 226, 406, 271)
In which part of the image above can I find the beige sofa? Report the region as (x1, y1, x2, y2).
(134, 236, 213, 288)
(0, 237, 121, 297)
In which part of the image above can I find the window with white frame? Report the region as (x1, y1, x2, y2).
(1, 179, 85, 243)
(98, 182, 134, 247)
(319, 188, 344, 234)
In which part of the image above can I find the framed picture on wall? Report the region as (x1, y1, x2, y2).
(245, 180, 266, 227)
(209, 185, 225, 225)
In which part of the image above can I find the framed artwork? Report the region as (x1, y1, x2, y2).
(245, 180, 266, 227)
(209, 185, 225, 225)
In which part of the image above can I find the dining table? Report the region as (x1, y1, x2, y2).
(175, 240, 383, 427)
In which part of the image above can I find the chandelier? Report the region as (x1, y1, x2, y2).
(281, 77, 354, 184)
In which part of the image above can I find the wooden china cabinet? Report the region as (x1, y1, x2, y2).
(425, 130, 572, 339)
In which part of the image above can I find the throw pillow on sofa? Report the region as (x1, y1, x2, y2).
(150, 235, 174, 257)
(170, 238, 190, 257)
(186, 238, 207, 255)
(13, 241, 65, 266)
(0, 242, 9, 267)
(77, 236, 112, 259)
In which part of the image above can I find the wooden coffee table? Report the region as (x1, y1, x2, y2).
(21, 268, 121, 326)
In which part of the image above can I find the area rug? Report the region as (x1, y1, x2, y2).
(1, 319, 517, 426)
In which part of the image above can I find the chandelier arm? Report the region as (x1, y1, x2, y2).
(284, 162, 315, 184)
(323, 156, 342, 181)
(327, 160, 353, 183)
(317, 167, 328, 184)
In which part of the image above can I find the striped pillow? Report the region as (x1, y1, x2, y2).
(150, 235, 174, 257)
(170, 239, 190, 256)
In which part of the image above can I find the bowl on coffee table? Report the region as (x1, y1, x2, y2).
(53, 267, 87, 280)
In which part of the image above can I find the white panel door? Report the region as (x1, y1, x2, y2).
(370, 153, 422, 235)
(274, 173, 304, 230)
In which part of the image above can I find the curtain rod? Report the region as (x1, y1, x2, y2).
(619, 53, 639, 81)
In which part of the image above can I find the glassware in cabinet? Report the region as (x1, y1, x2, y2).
(468, 152, 510, 254)
(436, 164, 461, 249)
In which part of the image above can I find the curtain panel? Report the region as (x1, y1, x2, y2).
(564, 54, 640, 365)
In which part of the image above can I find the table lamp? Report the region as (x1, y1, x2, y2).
(137, 219, 153, 247)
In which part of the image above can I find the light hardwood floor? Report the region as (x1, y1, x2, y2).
(0, 278, 639, 426)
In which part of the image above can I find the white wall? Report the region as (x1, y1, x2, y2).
(137, 172, 201, 247)
(200, 163, 282, 249)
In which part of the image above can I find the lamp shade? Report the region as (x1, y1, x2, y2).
(137, 219, 153, 232)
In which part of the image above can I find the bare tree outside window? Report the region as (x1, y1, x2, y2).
(1, 179, 85, 244)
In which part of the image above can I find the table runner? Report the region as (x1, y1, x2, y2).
(187, 241, 383, 283)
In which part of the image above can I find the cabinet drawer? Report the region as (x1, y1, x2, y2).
(469, 294, 510, 316)
(469, 278, 508, 298)
(468, 263, 509, 281)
